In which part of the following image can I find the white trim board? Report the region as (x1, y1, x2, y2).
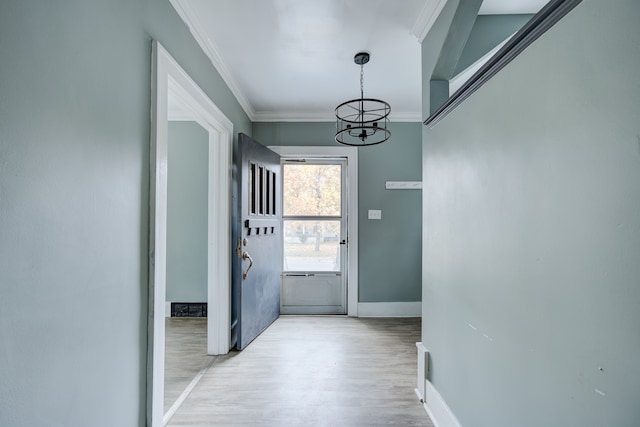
(148, 41, 232, 427)
(357, 302, 422, 317)
(423, 380, 462, 427)
(169, 0, 255, 120)
(386, 181, 423, 190)
(268, 146, 359, 317)
(253, 110, 423, 123)
(411, 0, 449, 42)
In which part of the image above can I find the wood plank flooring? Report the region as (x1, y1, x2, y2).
(165, 318, 216, 412)
(165, 316, 433, 426)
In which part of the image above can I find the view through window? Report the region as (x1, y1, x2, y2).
(282, 163, 342, 272)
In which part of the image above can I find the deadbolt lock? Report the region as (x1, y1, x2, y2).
(236, 238, 250, 258)
(235, 238, 242, 258)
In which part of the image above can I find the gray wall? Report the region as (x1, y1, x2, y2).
(421, 0, 640, 426)
(454, 14, 533, 75)
(253, 122, 422, 302)
(167, 121, 209, 303)
(0, 1, 250, 426)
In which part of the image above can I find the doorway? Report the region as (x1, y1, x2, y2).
(281, 159, 347, 314)
(269, 146, 359, 316)
(149, 41, 232, 427)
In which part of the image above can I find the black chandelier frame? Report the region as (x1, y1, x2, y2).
(335, 52, 391, 147)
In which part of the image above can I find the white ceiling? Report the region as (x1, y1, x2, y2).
(479, 0, 548, 14)
(171, 0, 549, 122)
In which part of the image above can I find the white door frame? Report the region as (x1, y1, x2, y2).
(148, 41, 232, 426)
(269, 146, 358, 316)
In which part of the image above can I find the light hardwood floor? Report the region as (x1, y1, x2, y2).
(165, 318, 217, 412)
(165, 316, 433, 426)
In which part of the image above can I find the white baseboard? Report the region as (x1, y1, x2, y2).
(423, 380, 462, 427)
(357, 302, 421, 317)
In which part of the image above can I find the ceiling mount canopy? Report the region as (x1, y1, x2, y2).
(335, 52, 391, 147)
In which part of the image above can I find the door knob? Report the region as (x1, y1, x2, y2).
(242, 251, 253, 280)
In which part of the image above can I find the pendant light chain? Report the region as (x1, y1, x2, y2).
(360, 63, 364, 99)
(359, 63, 365, 124)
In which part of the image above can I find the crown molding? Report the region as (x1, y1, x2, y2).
(411, 0, 449, 42)
(253, 110, 422, 123)
(170, 0, 256, 120)
(252, 111, 336, 122)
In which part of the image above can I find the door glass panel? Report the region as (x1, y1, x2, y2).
(283, 164, 341, 216)
(258, 165, 264, 215)
(283, 220, 340, 272)
(271, 170, 276, 216)
(265, 169, 272, 215)
(249, 163, 256, 214)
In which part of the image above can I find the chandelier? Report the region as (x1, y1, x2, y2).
(335, 52, 391, 147)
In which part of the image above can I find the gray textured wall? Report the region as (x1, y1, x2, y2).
(454, 14, 533, 75)
(421, 0, 640, 425)
(0, 1, 250, 425)
(253, 122, 423, 302)
(167, 121, 209, 303)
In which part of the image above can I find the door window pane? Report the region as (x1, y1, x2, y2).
(271, 170, 276, 216)
(266, 169, 272, 215)
(249, 163, 256, 214)
(283, 220, 340, 271)
(258, 166, 264, 215)
(283, 164, 341, 216)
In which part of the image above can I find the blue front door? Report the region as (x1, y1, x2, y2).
(231, 133, 282, 349)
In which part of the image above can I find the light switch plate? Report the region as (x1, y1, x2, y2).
(368, 209, 382, 220)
